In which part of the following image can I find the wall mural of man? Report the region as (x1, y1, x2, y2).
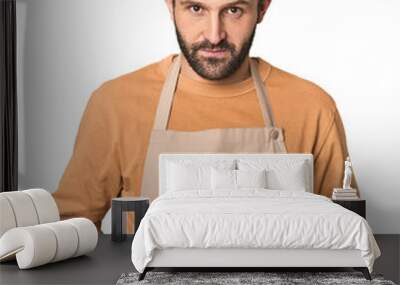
(52, 0, 358, 231)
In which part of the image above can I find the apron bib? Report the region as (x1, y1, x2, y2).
(141, 54, 287, 201)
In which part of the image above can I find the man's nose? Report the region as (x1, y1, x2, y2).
(204, 13, 226, 45)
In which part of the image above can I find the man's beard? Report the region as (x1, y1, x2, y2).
(175, 24, 257, 81)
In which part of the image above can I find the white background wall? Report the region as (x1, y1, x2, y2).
(16, 0, 400, 234)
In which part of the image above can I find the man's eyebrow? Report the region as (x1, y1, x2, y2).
(178, 0, 251, 7)
(179, 0, 204, 6)
(224, 0, 252, 6)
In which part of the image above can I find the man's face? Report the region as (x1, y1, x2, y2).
(172, 0, 262, 80)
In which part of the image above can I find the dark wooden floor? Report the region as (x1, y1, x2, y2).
(373, 234, 400, 284)
(0, 234, 398, 284)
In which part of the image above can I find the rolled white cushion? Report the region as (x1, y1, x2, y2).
(23, 188, 59, 224)
(64, 218, 98, 257)
(0, 191, 39, 227)
(0, 218, 98, 269)
(0, 196, 17, 237)
(0, 189, 60, 239)
(42, 221, 79, 262)
(0, 226, 57, 269)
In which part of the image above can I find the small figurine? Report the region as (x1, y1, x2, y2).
(342, 156, 353, 190)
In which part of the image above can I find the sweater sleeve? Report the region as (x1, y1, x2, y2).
(313, 107, 359, 197)
(52, 87, 122, 231)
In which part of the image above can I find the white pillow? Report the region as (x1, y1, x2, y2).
(166, 160, 235, 191)
(211, 168, 267, 190)
(237, 159, 308, 191)
(211, 168, 236, 190)
(237, 169, 267, 188)
(266, 164, 307, 191)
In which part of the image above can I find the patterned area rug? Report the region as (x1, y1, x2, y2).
(116, 271, 396, 285)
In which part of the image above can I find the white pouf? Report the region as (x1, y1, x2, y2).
(0, 218, 98, 269)
(24, 188, 60, 224)
(0, 189, 60, 237)
(0, 196, 17, 237)
(0, 191, 39, 227)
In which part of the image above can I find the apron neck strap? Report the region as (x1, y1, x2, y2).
(153, 54, 276, 130)
(249, 58, 276, 128)
(153, 54, 182, 130)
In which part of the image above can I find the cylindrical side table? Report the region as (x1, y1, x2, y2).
(111, 197, 149, 242)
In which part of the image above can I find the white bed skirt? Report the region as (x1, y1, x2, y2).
(147, 248, 366, 268)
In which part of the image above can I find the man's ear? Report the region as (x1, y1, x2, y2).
(165, 0, 174, 21)
(257, 0, 272, 24)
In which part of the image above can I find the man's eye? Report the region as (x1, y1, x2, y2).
(227, 7, 242, 15)
(189, 5, 202, 13)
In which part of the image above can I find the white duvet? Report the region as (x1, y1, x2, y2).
(131, 189, 380, 273)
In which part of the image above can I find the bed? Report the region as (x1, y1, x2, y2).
(131, 153, 381, 281)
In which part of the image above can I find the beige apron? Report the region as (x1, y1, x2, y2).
(141, 54, 288, 201)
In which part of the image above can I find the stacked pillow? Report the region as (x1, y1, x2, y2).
(165, 158, 309, 192)
(211, 168, 267, 190)
(166, 160, 235, 191)
(237, 159, 309, 192)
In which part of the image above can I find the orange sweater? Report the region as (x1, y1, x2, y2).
(52, 54, 358, 229)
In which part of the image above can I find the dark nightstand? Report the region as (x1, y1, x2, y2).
(332, 199, 366, 219)
(111, 197, 149, 242)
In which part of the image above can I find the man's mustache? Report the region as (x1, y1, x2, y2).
(191, 40, 236, 53)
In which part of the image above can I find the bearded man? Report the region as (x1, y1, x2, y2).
(52, 0, 358, 230)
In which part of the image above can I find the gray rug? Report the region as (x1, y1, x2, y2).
(116, 271, 396, 285)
